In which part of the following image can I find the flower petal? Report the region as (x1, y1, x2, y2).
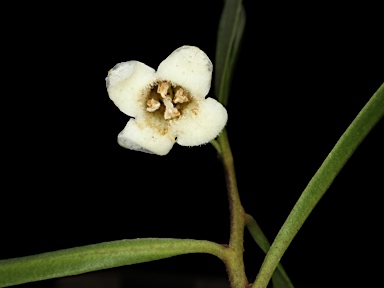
(172, 97, 228, 146)
(106, 61, 155, 117)
(117, 119, 175, 156)
(156, 46, 213, 99)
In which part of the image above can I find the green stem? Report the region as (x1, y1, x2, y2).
(252, 82, 384, 288)
(218, 129, 248, 288)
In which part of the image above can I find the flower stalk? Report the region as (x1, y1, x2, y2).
(218, 128, 248, 288)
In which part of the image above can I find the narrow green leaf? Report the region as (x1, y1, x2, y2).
(215, 0, 246, 106)
(225, 5, 245, 101)
(0, 238, 226, 287)
(252, 83, 384, 288)
(245, 214, 294, 288)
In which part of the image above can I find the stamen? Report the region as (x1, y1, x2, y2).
(173, 88, 189, 103)
(157, 82, 171, 98)
(163, 98, 180, 119)
(148, 81, 187, 119)
(146, 98, 161, 112)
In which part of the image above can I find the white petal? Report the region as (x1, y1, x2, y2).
(106, 61, 155, 117)
(117, 119, 175, 156)
(156, 46, 213, 99)
(172, 98, 228, 146)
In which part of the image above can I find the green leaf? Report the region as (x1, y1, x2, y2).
(270, 267, 293, 288)
(252, 84, 384, 288)
(245, 214, 294, 288)
(215, 0, 246, 106)
(0, 238, 225, 287)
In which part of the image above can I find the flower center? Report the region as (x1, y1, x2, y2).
(146, 81, 190, 120)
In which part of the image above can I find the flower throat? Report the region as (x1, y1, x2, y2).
(146, 81, 190, 120)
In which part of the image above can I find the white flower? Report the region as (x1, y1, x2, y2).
(106, 45, 228, 156)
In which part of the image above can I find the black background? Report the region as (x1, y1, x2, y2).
(1, 1, 383, 287)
